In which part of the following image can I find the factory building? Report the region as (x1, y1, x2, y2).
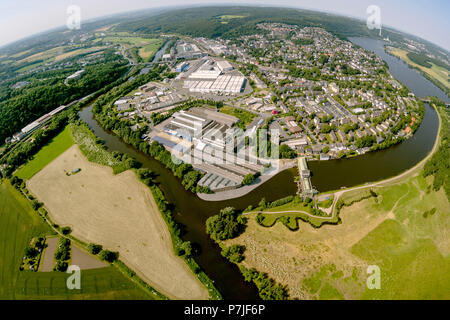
(184, 75, 246, 94)
(176, 61, 190, 73)
(216, 60, 233, 72)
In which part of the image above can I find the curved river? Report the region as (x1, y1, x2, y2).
(79, 37, 448, 299)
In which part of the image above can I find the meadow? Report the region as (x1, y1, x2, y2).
(137, 39, 165, 62)
(226, 172, 450, 299)
(389, 47, 449, 93)
(14, 267, 152, 300)
(0, 181, 53, 299)
(0, 180, 156, 300)
(16, 126, 74, 180)
(220, 105, 256, 129)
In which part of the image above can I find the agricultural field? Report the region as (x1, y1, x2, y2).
(0, 180, 157, 300)
(27, 145, 210, 300)
(16, 126, 74, 180)
(0, 180, 54, 299)
(7, 45, 107, 72)
(101, 33, 159, 48)
(226, 172, 450, 299)
(389, 47, 450, 93)
(14, 266, 152, 300)
(137, 39, 164, 61)
(53, 46, 106, 62)
(217, 15, 248, 24)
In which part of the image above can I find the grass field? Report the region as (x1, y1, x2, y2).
(220, 106, 256, 129)
(137, 39, 165, 62)
(27, 145, 209, 299)
(0, 181, 54, 299)
(102, 34, 158, 48)
(16, 126, 74, 180)
(54, 46, 106, 62)
(0, 180, 156, 300)
(389, 47, 450, 93)
(226, 172, 450, 299)
(14, 267, 152, 300)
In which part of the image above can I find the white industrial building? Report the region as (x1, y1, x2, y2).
(216, 60, 233, 71)
(184, 75, 246, 94)
(188, 69, 222, 79)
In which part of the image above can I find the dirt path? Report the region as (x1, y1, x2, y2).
(39, 237, 58, 272)
(71, 244, 107, 270)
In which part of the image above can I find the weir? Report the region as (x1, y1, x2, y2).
(297, 157, 317, 198)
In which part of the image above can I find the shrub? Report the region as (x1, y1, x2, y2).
(87, 243, 103, 255)
(242, 174, 255, 186)
(24, 247, 39, 259)
(61, 227, 72, 235)
(206, 207, 247, 241)
(221, 245, 245, 263)
(99, 250, 119, 263)
(54, 261, 68, 272)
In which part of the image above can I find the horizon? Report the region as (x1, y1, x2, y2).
(0, 1, 449, 52)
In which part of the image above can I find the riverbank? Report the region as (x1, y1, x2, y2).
(198, 160, 296, 201)
(225, 102, 448, 300)
(75, 37, 446, 299)
(385, 46, 450, 98)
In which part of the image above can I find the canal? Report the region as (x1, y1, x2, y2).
(79, 37, 448, 299)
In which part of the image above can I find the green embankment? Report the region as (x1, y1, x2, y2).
(16, 126, 74, 180)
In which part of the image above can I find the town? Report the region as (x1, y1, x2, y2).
(98, 23, 423, 193)
(7, 24, 424, 194)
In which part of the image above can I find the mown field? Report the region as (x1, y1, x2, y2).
(16, 126, 74, 180)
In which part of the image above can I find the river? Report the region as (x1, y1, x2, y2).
(79, 37, 446, 299)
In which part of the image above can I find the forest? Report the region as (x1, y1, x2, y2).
(0, 55, 129, 143)
(115, 6, 380, 41)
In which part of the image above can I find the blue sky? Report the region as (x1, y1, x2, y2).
(0, 0, 448, 51)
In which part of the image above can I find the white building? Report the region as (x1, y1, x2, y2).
(216, 60, 233, 72)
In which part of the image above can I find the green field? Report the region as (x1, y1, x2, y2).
(0, 180, 155, 300)
(102, 34, 158, 48)
(350, 175, 450, 299)
(14, 267, 152, 300)
(220, 106, 256, 129)
(0, 181, 54, 299)
(16, 126, 74, 180)
(138, 39, 165, 62)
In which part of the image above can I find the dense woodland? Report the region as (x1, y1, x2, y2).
(0, 50, 129, 143)
(115, 6, 379, 41)
(423, 97, 450, 200)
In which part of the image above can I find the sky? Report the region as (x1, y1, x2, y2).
(0, 0, 448, 51)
